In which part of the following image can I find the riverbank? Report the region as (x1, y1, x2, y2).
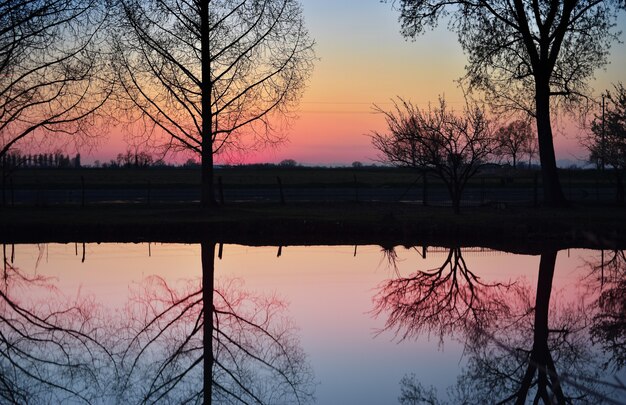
(1, 202, 625, 253)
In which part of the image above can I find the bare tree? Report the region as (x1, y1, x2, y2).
(386, 0, 626, 207)
(495, 119, 534, 169)
(587, 83, 626, 203)
(114, 0, 315, 207)
(0, 0, 112, 162)
(371, 97, 495, 213)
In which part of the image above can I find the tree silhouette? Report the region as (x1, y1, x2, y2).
(114, 0, 315, 207)
(371, 97, 495, 214)
(495, 119, 534, 169)
(0, 0, 112, 162)
(387, 0, 626, 206)
(587, 83, 626, 203)
(117, 241, 315, 404)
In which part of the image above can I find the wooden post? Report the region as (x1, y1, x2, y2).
(218, 176, 225, 205)
(81, 242, 86, 263)
(277, 245, 282, 257)
(533, 173, 539, 208)
(218, 243, 223, 260)
(422, 173, 428, 206)
(277, 176, 285, 205)
(480, 178, 485, 205)
(81, 176, 86, 208)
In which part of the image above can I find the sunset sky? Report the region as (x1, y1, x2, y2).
(96, 1, 626, 166)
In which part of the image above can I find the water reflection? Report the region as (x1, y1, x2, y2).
(0, 242, 315, 404)
(381, 248, 626, 404)
(590, 250, 626, 370)
(373, 246, 512, 342)
(1, 247, 115, 404)
(118, 241, 315, 404)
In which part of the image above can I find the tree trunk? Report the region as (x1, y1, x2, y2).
(202, 241, 216, 405)
(200, 1, 215, 208)
(535, 82, 567, 207)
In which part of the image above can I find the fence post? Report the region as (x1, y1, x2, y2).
(353, 174, 359, 203)
(147, 180, 151, 206)
(81, 176, 85, 208)
(533, 173, 539, 208)
(480, 177, 485, 205)
(277, 176, 285, 205)
(218, 176, 225, 205)
(422, 172, 428, 206)
(10, 178, 13, 207)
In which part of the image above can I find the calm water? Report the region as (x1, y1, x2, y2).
(2, 243, 625, 404)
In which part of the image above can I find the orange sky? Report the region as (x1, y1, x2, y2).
(94, 1, 626, 167)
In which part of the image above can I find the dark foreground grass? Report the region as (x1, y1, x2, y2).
(1, 202, 625, 252)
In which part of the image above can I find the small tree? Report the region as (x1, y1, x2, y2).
(371, 97, 495, 213)
(588, 83, 626, 203)
(495, 120, 533, 168)
(279, 159, 298, 168)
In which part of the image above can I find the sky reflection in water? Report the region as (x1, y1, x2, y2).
(2, 243, 625, 404)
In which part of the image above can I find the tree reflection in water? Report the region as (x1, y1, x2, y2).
(376, 247, 625, 404)
(0, 244, 116, 404)
(118, 241, 315, 405)
(1, 243, 314, 404)
(590, 250, 626, 370)
(373, 246, 512, 342)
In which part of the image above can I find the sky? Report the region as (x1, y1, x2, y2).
(95, 1, 626, 166)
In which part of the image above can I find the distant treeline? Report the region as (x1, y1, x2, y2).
(2, 151, 81, 169)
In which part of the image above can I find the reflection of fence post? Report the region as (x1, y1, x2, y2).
(421, 245, 427, 259)
(218, 243, 223, 259)
(277, 245, 282, 257)
(277, 176, 285, 205)
(353, 174, 359, 202)
(81, 176, 85, 208)
(422, 173, 428, 206)
(533, 173, 539, 208)
(218, 176, 225, 205)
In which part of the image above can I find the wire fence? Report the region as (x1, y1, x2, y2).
(1, 169, 624, 208)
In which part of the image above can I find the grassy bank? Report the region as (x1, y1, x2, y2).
(1, 202, 625, 253)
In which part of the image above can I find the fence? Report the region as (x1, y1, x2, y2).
(0, 168, 623, 208)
